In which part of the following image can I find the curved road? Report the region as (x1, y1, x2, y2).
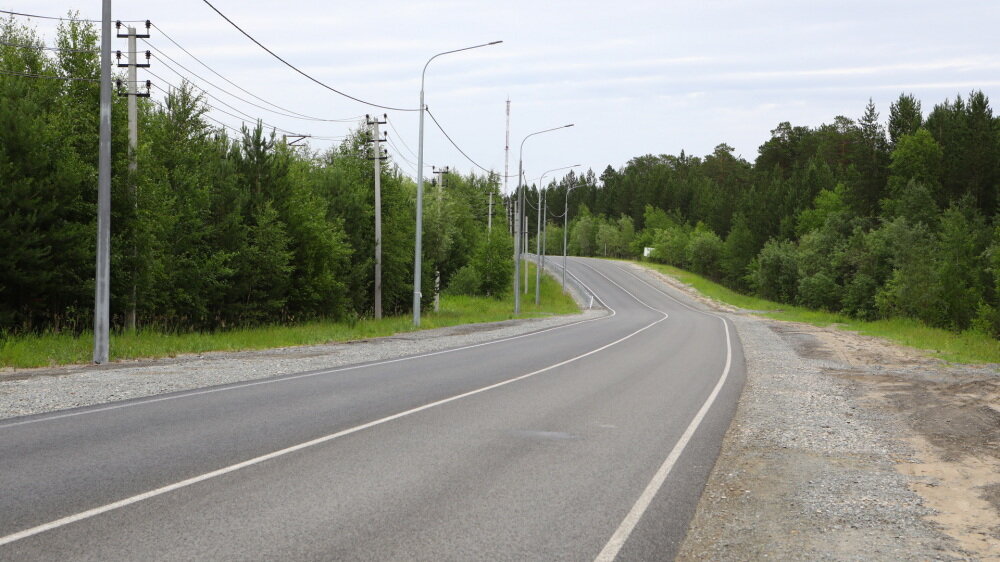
(0, 258, 745, 561)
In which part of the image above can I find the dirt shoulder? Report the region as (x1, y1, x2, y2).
(632, 265, 1000, 561)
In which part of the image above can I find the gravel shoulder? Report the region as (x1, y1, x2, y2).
(632, 265, 1000, 561)
(0, 309, 606, 421)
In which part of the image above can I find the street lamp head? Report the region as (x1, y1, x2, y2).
(564, 124, 575, 128)
(489, 40, 503, 45)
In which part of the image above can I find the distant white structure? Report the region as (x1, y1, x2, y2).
(643, 247, 654, 258)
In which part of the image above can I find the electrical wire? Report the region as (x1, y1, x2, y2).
(0, 67, 98, 82)
(149, 87, 337, 151)
(383, 145, 418, 177)
(200, 0, 417, 112)
(148, 75, 304, 136)
(143, 39, 343, 123)
(148, 22, 361, 124)
(147, 65, 305, 136)
(0, 8, 143, 23)
(425, 107, 499, 175)
(0, 38, 98, 53)
(385, 116, 418, 159)
(384, 136, 417, 167)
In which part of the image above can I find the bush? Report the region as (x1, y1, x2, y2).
(686, 225, 724, 279)
(651, 225, 690, 266)
(750, 239, 799, 303)
(797, 272, 841, 311)
(446, 265, 481, 296)
(472, 232, 513, 297)
(841, 273, 880, 320)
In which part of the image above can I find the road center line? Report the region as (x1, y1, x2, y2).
(0, 284, 663, 547)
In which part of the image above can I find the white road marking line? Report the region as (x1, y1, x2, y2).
(593, 259, 736, 561)
(0, 282, 665, 547)
(1, 304, 615, 430)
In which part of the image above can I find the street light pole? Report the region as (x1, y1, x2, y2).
(413, 40, 501, 327)
(535, 165, 580, 305)
(513, 124, 574, 314)
(563, 183, 581, 290)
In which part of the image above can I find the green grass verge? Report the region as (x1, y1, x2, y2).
(0, 263, 578, 369)
(639, 261, 1000, 365)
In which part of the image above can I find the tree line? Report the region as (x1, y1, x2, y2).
(1, 17, 507, 334)
(546, 93, 1000, 336)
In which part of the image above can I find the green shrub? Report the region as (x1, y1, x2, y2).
(797, 272, 841, 311)
(750, 239, 800, 303)
(446, 265, 481, 296)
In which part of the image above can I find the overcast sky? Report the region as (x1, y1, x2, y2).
(9, 1, 1000, 192)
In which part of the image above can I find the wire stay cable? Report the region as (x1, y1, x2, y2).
(200, 0, 417, 112)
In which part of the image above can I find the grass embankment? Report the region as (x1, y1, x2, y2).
(0, 263, 578, 369)
(641, 261, 1000, 365)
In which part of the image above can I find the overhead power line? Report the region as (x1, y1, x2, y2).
(148, 74, 304, 136)
(200, 0, 417, 112)
(144, 39, 344, 123)
(149, 22, 361, 123)
(0, 8, 142, 23)
(426, 107, 507, 176)
(385, 116, 418, 159)
(0, 67, 98, 82)
(0, 38, 98, 53)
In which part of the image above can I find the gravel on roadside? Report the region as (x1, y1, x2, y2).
(676, 311, 962, 561)
(0, 309, 605, 421)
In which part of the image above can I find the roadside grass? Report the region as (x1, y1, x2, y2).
(0, 263, 578, 369)
(639, 261, 1000, 365)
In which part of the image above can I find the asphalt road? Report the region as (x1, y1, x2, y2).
(0, 258, 745, 561)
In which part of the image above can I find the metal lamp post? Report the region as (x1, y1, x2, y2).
(514, 124, 574, 314)
(413, 40, 501, 327)
(535, 165, 579, 305)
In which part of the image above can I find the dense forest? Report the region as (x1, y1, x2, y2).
(1, 17, 506, 334)
(3, 16, 1000, 340)
(546, 92, 1000, 337)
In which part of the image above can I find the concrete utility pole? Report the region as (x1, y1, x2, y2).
(431, 165, 449, 312)
(535, 185, 543, 305)
(366, 114, 387, 319)
(94, 0, 112, 364)
(116, 23, 150, 332)
(523, 190, 530, 295)
(563, 183, 580, 290)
